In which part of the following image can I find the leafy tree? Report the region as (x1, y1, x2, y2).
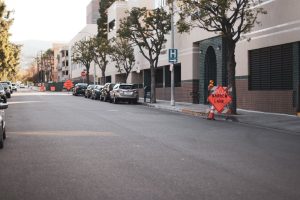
(94, 0, 115, 84)
(72, 38, 94, 84)
(5, 43, 21, 81)
(91, 36, 111, 85)
(177, 0, 266, 114)
(41, 49, 54, 82)
(118, 7, 171, 103)
(0, 1, 21, 81)
(97, 0, 115, 39)
(110, 37, 135, 83)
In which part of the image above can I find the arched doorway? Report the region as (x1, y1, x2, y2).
(204, 46, 217, 103)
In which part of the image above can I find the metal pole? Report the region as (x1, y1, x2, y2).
(170, 0, 175, 106)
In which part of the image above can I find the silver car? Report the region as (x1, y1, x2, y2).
(110, 83, 139, 104)
(0, 102, 8, 149)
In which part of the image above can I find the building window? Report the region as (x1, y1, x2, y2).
(109, 20, 115, 32)
(249, 43, 293, 90)
(66, 60, 69, 67)
(165, 63, 181, 87)
(156, 68, 164, 88)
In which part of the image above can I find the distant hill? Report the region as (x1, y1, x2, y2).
(15, 40, 53, 69)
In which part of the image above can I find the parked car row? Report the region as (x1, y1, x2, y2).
(0, 81, 17, 103)
(0, 81, 11, 149)
(72, 82, 139, 104)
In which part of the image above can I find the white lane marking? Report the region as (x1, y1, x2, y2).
(8, 101, 43, 105)
(9, 131, 116, 137)
(13, 92, 72, 96)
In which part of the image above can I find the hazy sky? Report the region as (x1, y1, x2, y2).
(6, 0, 92, 42)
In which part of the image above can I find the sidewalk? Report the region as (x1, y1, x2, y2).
(140, 98, 300, 135)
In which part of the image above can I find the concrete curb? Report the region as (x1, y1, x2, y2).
(141, 102, 239, 122)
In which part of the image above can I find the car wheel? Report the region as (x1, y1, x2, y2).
(3, 127, 6, 140)
(0, 131, 3, 149)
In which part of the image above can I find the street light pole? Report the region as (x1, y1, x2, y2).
(170, 0, 175, 106)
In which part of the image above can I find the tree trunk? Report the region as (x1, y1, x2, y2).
(125, 72, 129, 83)
(101, 69, 105, 84)
(226, 38, 237, 114)
(86, 65, 90, 85)
(150, 62, 156, 103)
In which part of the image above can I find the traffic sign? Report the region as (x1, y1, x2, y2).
(208, 86, 232, 113)
(64, 79, 74, 91)
(168, 48, 178, 63)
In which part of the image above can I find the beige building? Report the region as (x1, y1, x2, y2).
(86, 0, 100, 24)
(70, 0, 300, 115)
(53, 43, 67, 82)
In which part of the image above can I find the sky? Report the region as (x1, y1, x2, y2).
(5, 0, 92, 42)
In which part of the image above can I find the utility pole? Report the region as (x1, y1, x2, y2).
(170, 0, 175, 106)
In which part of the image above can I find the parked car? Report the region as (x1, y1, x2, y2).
(11, 83, 17, 91)
(84, 85, 95, 98)
(91, 85, 104, 100)
(0, 102, 8, 149)
(0, 84, 7, 103)
(0, 83, 11, 98)
(100, 83, 115, 102)
(20, 83, 25, 88)
(0, 81, 13, 94)
(110, 83, 139, 104)
(73, 83, 88, 96)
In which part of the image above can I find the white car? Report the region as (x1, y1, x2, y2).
(20, 84, 25, 88)
(11, 83, 17, 91)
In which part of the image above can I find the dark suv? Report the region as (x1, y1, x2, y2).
(100, 83, 115, 102)
(73, 83, 88, 96)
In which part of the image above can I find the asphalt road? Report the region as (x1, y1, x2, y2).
(0, 89, 300, 200)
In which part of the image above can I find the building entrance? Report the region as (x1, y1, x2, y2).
(204, 46, 217, 103)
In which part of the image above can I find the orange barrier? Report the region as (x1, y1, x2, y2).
(39, 86, 45, 92)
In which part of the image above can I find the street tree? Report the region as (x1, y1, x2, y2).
(91, 36, 111, 85)
(5, 43, 21, 81)
(72, 38, 94, 84)
(177, 0, 266, 114)
(94, 0, 115, 84)
(110, 37, 135, 83)
(0, 0, 21, 80)
(41, 49, 54, 82)
(118, 7, 171, 103)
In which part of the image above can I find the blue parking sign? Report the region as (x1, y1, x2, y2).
(168, 49, 178, 63)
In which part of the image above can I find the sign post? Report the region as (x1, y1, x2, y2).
(64, 80, 74, 92)
(207, 86, 232, 120)
(169, 48, 178, 107)
(168, 48, 178, 63)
